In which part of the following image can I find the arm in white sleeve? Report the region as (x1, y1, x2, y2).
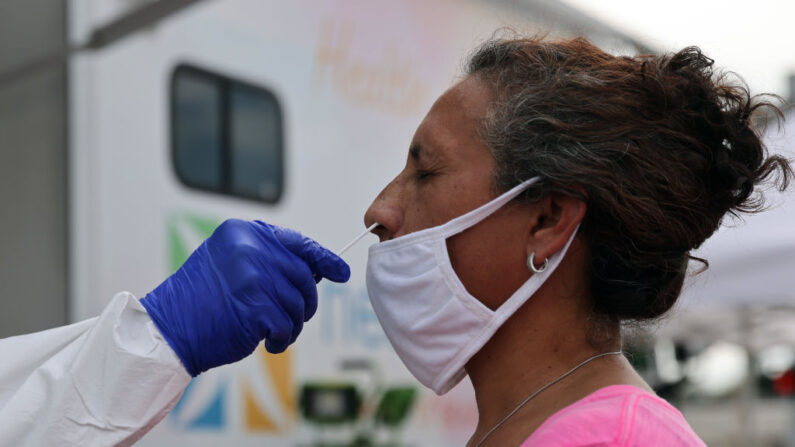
(0, 292, 191, 447)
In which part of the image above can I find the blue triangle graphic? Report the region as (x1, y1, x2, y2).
(187, 380, 227, 429)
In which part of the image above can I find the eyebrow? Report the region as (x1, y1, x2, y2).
(410, 143, 422, 162)
(410, 142, 442, 165)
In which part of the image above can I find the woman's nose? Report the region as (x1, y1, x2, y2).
(364, 178, 404, 242)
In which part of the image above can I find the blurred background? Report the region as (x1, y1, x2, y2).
(0, 0, 793, 446)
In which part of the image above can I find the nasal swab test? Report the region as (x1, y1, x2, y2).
(313, 223, 379, 283)
(337, 222, 380, 257)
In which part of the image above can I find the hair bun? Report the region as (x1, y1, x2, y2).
(656, 47, 792, 235)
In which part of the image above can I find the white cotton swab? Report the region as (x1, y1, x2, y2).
(337, 222, 380, 256)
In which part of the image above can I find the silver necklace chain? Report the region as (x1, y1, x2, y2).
(471, 351, 624, 447)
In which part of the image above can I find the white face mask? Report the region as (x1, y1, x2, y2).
(365, 177, 579, 395)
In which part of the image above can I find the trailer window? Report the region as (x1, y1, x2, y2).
(173, 71, 222, 190)
(171, 66, 283, 203)
(229, 84, 283, 200)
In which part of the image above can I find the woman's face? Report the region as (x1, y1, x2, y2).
(364, 76, 535, 309)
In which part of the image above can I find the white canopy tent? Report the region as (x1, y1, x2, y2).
(658, 111, 795, 350)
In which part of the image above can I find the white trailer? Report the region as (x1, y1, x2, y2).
(1, 1, 646, 445)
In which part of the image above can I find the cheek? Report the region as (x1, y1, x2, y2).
(402, 180, 460, 234)
(417, 178, 484, 225)
(399, 192, 438, 236)
(446, 212, 530, 310)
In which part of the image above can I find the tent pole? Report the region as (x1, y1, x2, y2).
(738, 306, 755, 445)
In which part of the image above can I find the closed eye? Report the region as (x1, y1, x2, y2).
(417, 170, 435, 181)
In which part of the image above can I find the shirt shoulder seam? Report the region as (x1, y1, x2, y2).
(616, 391, 641, 447)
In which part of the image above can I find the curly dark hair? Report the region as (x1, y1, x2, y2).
(466, 36, 792, 331)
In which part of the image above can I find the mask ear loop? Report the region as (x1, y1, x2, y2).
(526, 252, 548, 273)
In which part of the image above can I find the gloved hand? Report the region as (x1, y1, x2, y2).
(140, 219, 350, 377)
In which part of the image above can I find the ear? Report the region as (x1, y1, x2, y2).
(527, 194, 586, 264)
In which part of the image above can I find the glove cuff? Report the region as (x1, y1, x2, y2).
(140, 294, 201, 377)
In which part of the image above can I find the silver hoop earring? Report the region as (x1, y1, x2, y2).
(527, 252, 548, 273)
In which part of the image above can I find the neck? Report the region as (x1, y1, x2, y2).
(468, 300, 596, 425)
(463, 241, 650, 446)
(464, 282, 632, 446)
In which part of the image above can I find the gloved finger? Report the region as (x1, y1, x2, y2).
(277, 251, 319, 321)
(249, 221, 326, 288)
(265, 315, 298, 354)
(265, 337, 290, 354)
(262, 303, 295, 354)
(273, 252, 319, 322)
(288, 313, 303, 345)
(270, 280, 305, 337)
(266, 223, 351, 283)
(283, 266, 319, 322)
(251, 240, 318, 322)
(296, 272, 318, 322)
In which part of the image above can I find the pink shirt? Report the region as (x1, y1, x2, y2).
(522, 385, 706, 446)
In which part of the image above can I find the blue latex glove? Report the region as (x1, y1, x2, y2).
(140, 219, 350, 376)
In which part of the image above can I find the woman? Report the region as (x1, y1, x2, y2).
(363, 37, 792, 446)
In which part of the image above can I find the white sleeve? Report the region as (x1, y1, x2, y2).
(0, 292, 192, 447)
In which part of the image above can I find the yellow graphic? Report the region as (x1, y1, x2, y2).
(243, 346, 297, 432)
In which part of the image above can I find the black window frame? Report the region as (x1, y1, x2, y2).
(170, 64, 284, 204)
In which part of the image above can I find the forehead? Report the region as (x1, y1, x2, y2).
(411, 76, 493, 160)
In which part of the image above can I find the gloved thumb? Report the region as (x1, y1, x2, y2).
(264, 222, 352, 283)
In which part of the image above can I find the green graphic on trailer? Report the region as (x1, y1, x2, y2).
(166, 214, 225, 429)
(167, 214, 219, 272)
